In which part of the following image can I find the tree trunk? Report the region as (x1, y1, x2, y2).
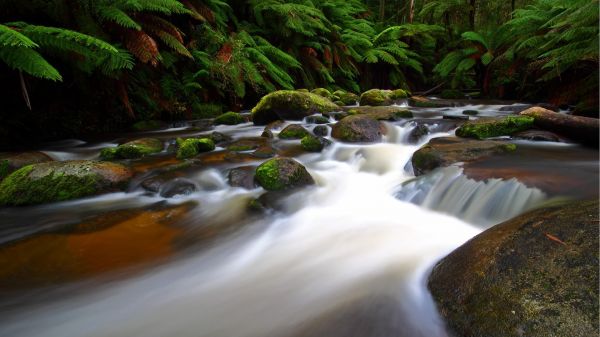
(409, 0, 415, 23)
(511, 0, 516, 18)
(469, 0, 476, 30)
(379, 0, 386, 21)
(520, 107, 600, 147)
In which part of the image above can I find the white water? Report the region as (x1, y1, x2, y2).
(0, 122, 548, 337)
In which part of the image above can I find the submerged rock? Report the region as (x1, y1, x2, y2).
(407, 124, 430, 144)
(254, 157, 314, 191)
(0, 160, 132, 206)
(278, 124, 310, 139)
(101, 138, 163, 160)
(429, 200, 599, 337)
(456, 116, 534, 139)
(228, 165, 257, 189)
(214, 111, 245, 125)
(0, 151, 53, 181)
(251, 90, 339, 125)
(313, 125, 329, 137)
(159, 178, 197, 198)
(332, 115, 383, 143)
(411, 137, 517, 175)
(520, 107, 599, 147)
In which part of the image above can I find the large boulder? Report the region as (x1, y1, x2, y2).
(456, 116, 534, 139)
(254, 157, 315, 191)
(332, 90, 359, 105)
(0, 160, 133, 206)
(100, 138, 163, 160)
(520, 107, 599, 147)
(359, 89, 390, 106)
(251, 90, 339, 125)
(429, 200, 599, 337)
(310, 88, 333, 99)
(0, 151, 53, 181)
(228, 165, 257, 189)
(278, 124, 310, 139)
(411, 137, 517, 176)
(214, 111, 245, 125)
(331, 115, 384, 143)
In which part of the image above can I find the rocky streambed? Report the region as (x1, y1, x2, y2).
(0, 89, 597, 337)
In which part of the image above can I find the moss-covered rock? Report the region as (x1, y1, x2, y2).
(0, 160, 133, 206)
(278, 124, 310, 139)
(305, 115, 330, 124)
(254, 157, 315, 191)
(313, 125, 329, 137)
(176, 138, 215, 159)
(408, 96, 449, 107)
(344, 106, 413, 120)
(101, 138, 163, 160)
(332, 115, 383, 143)
(359, 89, 393, 106)
(390, 89, 409, 99)
(251, 90, 339, 125)
(0, 152, 53, 181)
(334, 91, 360, 105)
(429, 200, 599, 337)
(411, 137, 517, 175)
(440, 89, 465, 99)
(214, 111, 246, 125)
(301, 135, 331, 152)
(462, 109, 479, 116)
(132, 120, 164, 131)
(310, 88, 333, 99)
(456, 116, 534, 139)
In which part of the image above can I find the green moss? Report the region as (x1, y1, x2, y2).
(0, 165, 100, 206)
(251, 90, 339, 125)
(0, 159, 9, 180)
(247, 198, 266, 212)
(214, 111, 245, 125)
(279, 125, 309, 139)
(311, 88, 332, 99)
(296, 89, 309, 93)
(334, 100, 345, 106)
(390, 89, 409, 99)
(255, 159, 283, 191)
(176, 138, 215, 159)
(456, 116, 535, 139)
(101, 138, 163, 160)
(132, 120, 162, 131)
(228, 145, 255, 152)
(463, 110, 479, 116)
(100, 147, 118, 160)
(360, 89, 390, 106)
(301, 135, 324, 152)
(191, 103, 223, 119)
(393, 110, 413, 118)
(503, 143, 517, 151)
(409, 97, 439, 107)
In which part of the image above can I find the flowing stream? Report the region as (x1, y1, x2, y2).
(0, 102, 597, 337)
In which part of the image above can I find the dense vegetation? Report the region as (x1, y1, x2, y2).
(0, 0, 597, 147)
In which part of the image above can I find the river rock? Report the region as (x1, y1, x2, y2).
(251, 90, 339, 125)
(0, 151, 53, 181)
(0, 160, 133, 206)
(159, 178, 197, 198)
(176, 138, 215, 159)
(407, 124, 430, 144)
(301, 135, 331, 152)
(333, 90, 359, 105)
(278, 124, 310, 139)
(207, 131, 233, 144)
(499, 103, 559, 114)
(359, 89, 407, 106)
(456, 116, 534, 139)
(305, 115, 330, 124)
(411, 137, 517, 176)
(214, 111, 245, 125)
(228, 165, 257, 189)
(254, 157, 314, 191)
(332, 115, 383, 143)
(408, 96, 452, 108)
(310, 88, 333, 99)
(343, 106, 413, 120)
(520, 107, 599, 147)
(512, 129, 563, 142)
(100, 138, 163, 160)
(313, 125, 329, 137)
(429, 200, 599, 337)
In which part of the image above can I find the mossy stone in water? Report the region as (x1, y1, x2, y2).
(176, 138, 215, 159)
(462, 109, 479, 116)
(456, 116, 534, 139)
(310, 88, 333, 99)
(278, 124, 310, 139)
(0, 160, 132, 206)
(390, 89, 409, 99)
(306, 115, 330, 124)
(301, 135, 331, 152)
(359, 89, 392, 106)
(254, 158, 314, 191)
(101, 138, 163, 160)
(251, 90, 339, 125)
(214, 111, 245, 125)
(331, 115, 383, 143)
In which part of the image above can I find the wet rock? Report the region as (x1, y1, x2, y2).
(158, 178, 197, 198)
(254, 157, 315, 191)
(333, 90, 359, 105)
(208, 131, 232, 144)
(278, 124, 310, 139)
(305, 115, 330, 124)
(344, 106, 413, 120)
(411, 137, 517, 176)
(301, 135, 331, 152)
(100, 138, 163, 160)
(0, 151, 53, 181)
(228, 165, 257, 189)
(407, 124, 430, 144)
(176, 138, 215, 159)
(499, 103, 559, 114)
(359, 89, 390, 106)
(265, 120, 285, 131)
(251, 90, 339, 125)
(443, 115, 469, 121)
(456, 116, 534, 139)
(225, 138, 275, 158)
(214, 111, 245, 125)
(261, 129, 274, 138)
(332, 115, 383, 143)
(310, 88, 333, 100)
(520, 107, 599, 147)
(462, 109, 479, 116)
(429, 200, 599, 337)
(512, 129, 563, 142)
(408, 96, 451, 108)
(0, 160, 133, 206)
(313, 125, 329, 137)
